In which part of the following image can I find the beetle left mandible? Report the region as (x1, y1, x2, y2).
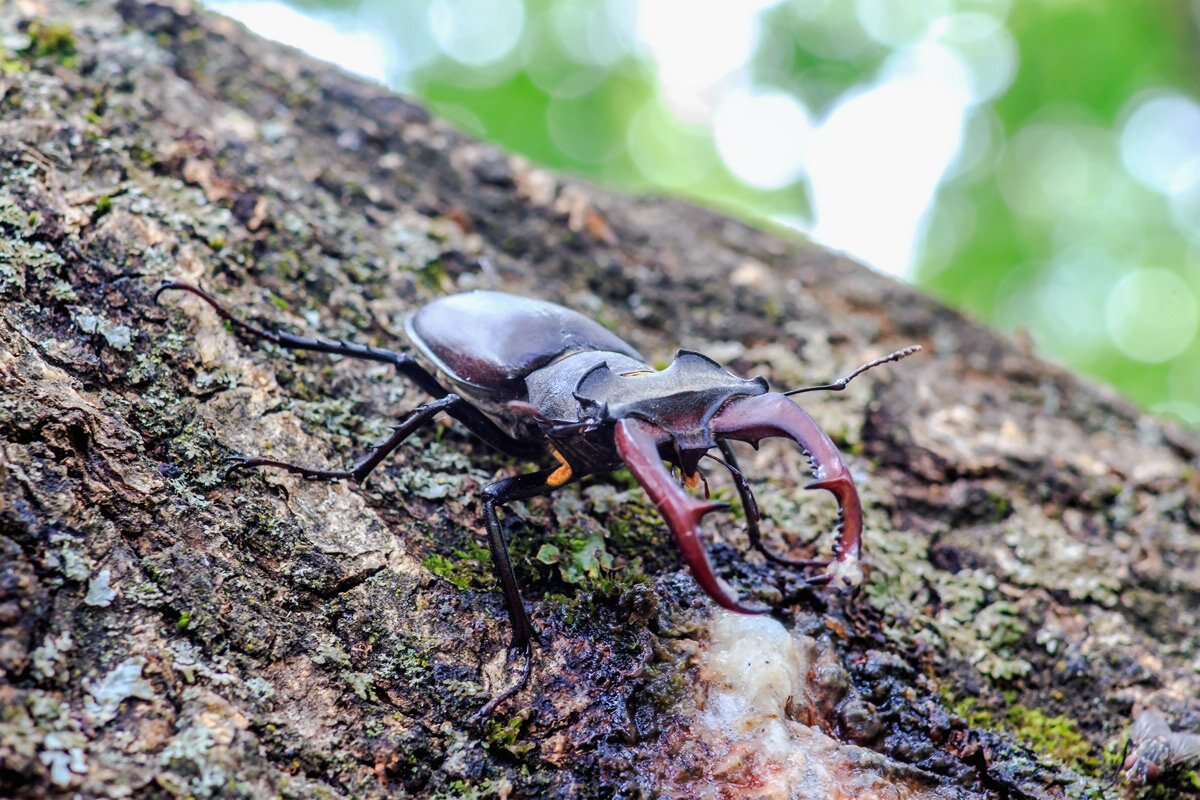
(156, 282, 919, 718)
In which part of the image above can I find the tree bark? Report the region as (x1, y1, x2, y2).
(2, 1, 1199, 798)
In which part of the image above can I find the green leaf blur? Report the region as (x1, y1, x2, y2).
(249, 0, 1200, 425)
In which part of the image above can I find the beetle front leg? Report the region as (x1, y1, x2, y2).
(714, 440, 826, 569)
(469, 469, 559, 721)
(226, 394, 465, 484)
(615, 418, 769, 614)
(711, 393, 865, 589)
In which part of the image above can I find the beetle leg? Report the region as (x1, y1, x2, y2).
(226, 394, 464, 484)
(614, 418, 769, 614)
(470, 468, 560, 721)
(711, 441, 827, 569)
(711, 393, 864, 589)
(545, 448, 573, 488)
(156, 281, 541, 458)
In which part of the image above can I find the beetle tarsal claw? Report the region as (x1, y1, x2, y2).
(222, 456, 251, 478)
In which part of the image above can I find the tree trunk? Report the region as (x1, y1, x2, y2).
(2, 2, 1198, 798)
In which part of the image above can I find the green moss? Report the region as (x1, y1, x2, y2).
(430, 779, 517, 800)
(946, 692, 1095, 774)
(1005, 706, 1094, 772)
(50, 280, 76, 302)
(21, 20, 76, 65)
(345, 672, 375, 701)
(945, 693, 998, 731)
(986, 491, 1013, 517)
(415, 258, 448, 291)
(377, 639, 432, 688)
(483, 711, 534, 758)
(294, 393, 363, 438)
(534, 533, 613, 587)
(423, 541, 493, 591)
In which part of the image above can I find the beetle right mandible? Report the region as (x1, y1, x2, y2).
(157, 282, 918, 717)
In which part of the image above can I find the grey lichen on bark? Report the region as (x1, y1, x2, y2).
(2, 1, 1199, 798)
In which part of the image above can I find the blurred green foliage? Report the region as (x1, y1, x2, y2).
(243, 0, 1200, 424)
(918, 1, 1200, 422)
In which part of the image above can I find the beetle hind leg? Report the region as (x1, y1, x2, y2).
(713, 440, 828, 571)
(156, 281, 541, 459)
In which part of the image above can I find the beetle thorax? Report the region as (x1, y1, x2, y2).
(580, 350, 767, 460)
(521, 350, 767, 474)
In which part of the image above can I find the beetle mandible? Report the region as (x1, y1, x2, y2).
(156, 282, 918, 716)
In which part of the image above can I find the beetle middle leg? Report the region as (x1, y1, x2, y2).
(470, 468, 560, 720)
(224, 394, 467, 484)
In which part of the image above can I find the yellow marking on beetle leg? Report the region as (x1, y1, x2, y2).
(547, 448, 573, 487)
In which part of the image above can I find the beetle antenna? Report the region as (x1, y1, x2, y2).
(783, 345, 922, 396)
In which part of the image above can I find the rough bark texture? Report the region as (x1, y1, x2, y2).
(2, 1, 1199, 798)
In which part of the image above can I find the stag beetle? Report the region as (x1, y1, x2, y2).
(156, 282, 917, 716)
(1119, 708, 1200, 787)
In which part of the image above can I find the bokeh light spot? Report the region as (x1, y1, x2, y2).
(636, 0, 776, 120)
(712, 91, 812, 190)
(935, 12, 1016, 103)
(1119, 90, 1200, 196)
(428, 0, 524, 67)
(1152, 400, 1200, 426)
(627, 101, 715, 189)
(855, 0, 948, 47)
(549, 0, 637, 67)
(1028, 246, 1122, 363)
(1168, 354, 1200, 416)
(546, 91, 625, 164)
(808, 44, 971, 277)
(1168, 181, 1200, 242)
(998, 123, 1102, 221)
(1105, 269, 1199, 363)
(208, 0, 395, 82)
